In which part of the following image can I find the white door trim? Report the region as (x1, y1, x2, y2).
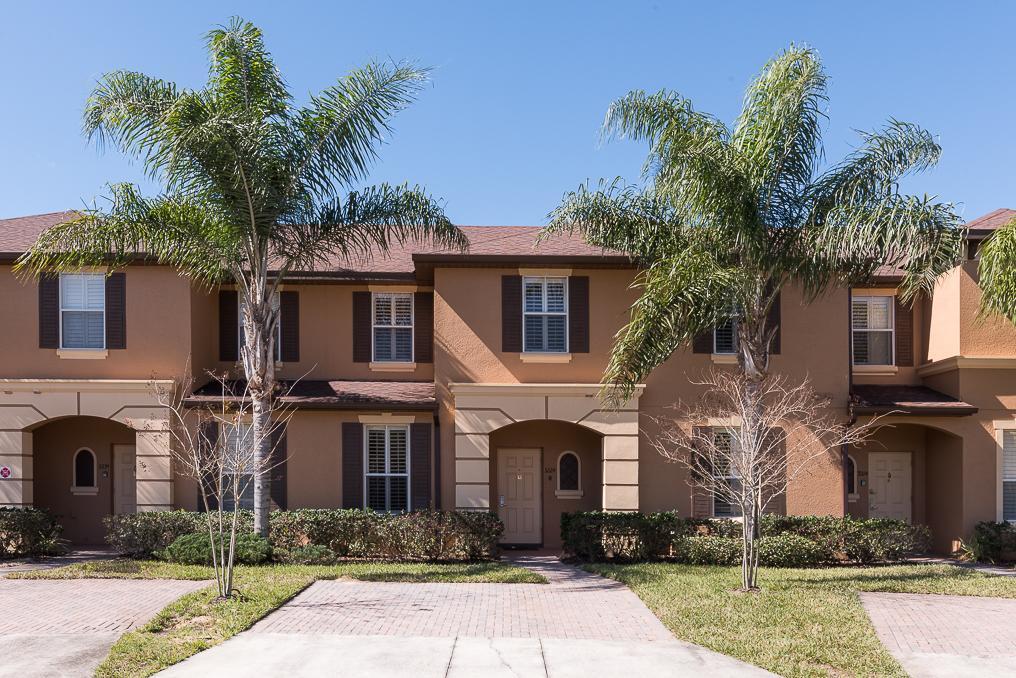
(497, 448, 542, 545)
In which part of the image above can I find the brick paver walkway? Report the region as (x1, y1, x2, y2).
(252, 555, 670, 640)
(0, 579, 206, 633)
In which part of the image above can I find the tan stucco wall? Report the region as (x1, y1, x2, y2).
(33, 416, 135, 544)
(0, 265, 194, 380)
(957, 261, 1016, 358)
(489, 420, 602, 548)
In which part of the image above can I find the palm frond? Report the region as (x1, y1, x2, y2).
(83, 70, 180, 161)
(542, 180, 682, 263)
(977, 218, 1016, 324)
(273, 182, 464, 273)
(205, 16, 289, 116)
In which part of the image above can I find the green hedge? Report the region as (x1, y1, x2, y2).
(0, 507, 64, 558)
(966, 522, 1016, 563)
(163, 532, 272, 565)
(562, 511, 931, 565)
(105, 509, 503, 562)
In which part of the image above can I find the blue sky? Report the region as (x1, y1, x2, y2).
(1, 1, 1012, 224)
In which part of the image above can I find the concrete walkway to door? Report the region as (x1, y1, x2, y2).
(158, 555, 773, 677)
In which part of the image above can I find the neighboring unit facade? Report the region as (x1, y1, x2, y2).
(1, 209, 1015, 551)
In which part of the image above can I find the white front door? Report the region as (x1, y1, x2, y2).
(113, 444, 136, 515)
(497, 448, 542, 544)
(869, 452, 911, 521)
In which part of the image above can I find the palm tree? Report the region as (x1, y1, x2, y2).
(16, 18, 467, 537)
(977, 218, 1016, 322)
(544, 46, 964, 589)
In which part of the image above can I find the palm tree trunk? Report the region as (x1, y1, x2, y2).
(240, 286, 277, 539)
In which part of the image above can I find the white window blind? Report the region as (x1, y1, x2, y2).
(373, 293, 413, 362)
(365, 425, 410, 512)
(852, 296, 894, 365)
(523, 277, 567, 352)
(714, 317, 738, 354)
(713, 429, 743, 517)
(1004, 430, 1016, 522)
(60, 273, 105, 349)
(220, 422, 266, 511)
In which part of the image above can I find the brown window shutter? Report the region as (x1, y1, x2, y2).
(692, 331, 714, 354)
(219, 290, 239, 362)
(410, 423, 432, 510)
(279, 291, 299, 363)
(342, 422, 364, 508)
(568, 276, 590, 353)
(198, 420, 220, 511)
(352, 291, 372, 363)
(766, 291, 781, 355)
(502, 275, 522, 352)
(691, 426, 713, 518)
(38, 273, 59, 349)
(105, 272, 127, 350)
(270, 421, 288, 510)
(763, 427, 787, 516)
(414, 292, 434, 363)
(894, 298, 913, 366)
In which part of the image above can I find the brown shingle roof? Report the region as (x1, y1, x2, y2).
(850, 384, 977, 416)
(966, 208, 1016, 236)
(0, 211, 79, 255)
(184, 379, 436, 411)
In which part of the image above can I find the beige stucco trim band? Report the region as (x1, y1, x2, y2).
(918, 356, 1016, 377)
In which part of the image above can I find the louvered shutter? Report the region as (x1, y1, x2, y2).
(414, 292, 434, 363)
(691, 426, 713, 518)
(279, 291, 300, 363)
(270, 422, 288, 510)
(342, 423, 364, 508)
(198, 419, 220, 511)
(352, 292, 372, 363)
(501, 275, 522, 352)
(568, 276, 590, 353)
(38, 273, 59, 349)
(894, 298, 913, 367)
(105, 272, 126, 349)
(410, 423, 432, 510)
(219, 290, 239, 362)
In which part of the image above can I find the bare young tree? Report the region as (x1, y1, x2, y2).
(148, 373, 293, 598)
(649, 370, 877, 591)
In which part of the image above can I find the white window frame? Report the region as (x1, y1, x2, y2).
(238, 292, 281, 362)
(555, 450, 583, 498)
(712, 429, 742, 518)
(220, 422, 258, 512)
(59, 273, 106, 350)
(851, 296, 895, 366)
(522, 276, 569, 353)
(1003, 429, 1016, 523)
(363, 424, 411, 513)
(71, 447, 99, 495)
(371, 292, 414, 363)
(713, 316, 738, 355)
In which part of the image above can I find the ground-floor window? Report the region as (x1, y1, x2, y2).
(713, 429, 742, 518)
(365, 425, 410, 512)
(221, 422, 258, 511)
(72, 448, 97, 490)
(1004, 430, 1016, 522)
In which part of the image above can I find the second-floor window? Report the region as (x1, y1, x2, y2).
(523, 276, 567, 352)
(714, 316, 738, 354)
(60, 273, 105, 349)
(373, 293, 413, 362)
(852, 296, 894, 365)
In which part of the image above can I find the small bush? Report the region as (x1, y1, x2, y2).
(163, 531, 272, 566)
(560, 511, 691, 561)
(274, 544, 336, 565)
(0, 507, 64, 558)
(757, 534, 830, 567)
(964, 522, 1016, 563)
(104, 511, 203, 557)
(841, 518, 931, 564)
(673, 536, 741, 565)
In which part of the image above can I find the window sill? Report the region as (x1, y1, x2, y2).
(520, 353, 572, 364)
(369, 361, 417, 372)
(555, 490, 584, 499)
(852, 364, 898, 375)
(57, 349, 108, 360)
(711, 353, 738, 365)
(70, 486, 99, 495)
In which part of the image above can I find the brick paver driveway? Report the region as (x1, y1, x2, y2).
(160, 556, 773, 677)
(0, 578, 206, 678)
(862, 592, 1016, 677)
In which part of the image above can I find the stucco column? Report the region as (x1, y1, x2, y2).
(133, 420, 173, 512)
(454, 431, 491, 510)
(0, 431, 33, 507)
(602, 434, 639, 511)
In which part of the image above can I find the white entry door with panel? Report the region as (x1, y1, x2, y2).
(868, 451, 911, 521)
(497, 448, 541, 544)
(113, 444, 136, 515)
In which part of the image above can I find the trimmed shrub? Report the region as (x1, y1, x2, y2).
(274, 544, 336, 565)
(0, 507, 64, 558)
(964, 522, 1016, 563)
(841, 518, 931, 564)
(107, 509, 503, 562)
(673, 536, 741, 565)
(163, 531, 272, 566)
(560, 511, 691, 562)
(757, 534, 829, 567)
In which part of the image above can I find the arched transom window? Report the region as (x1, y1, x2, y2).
(72, 448, 98, 494)
(556, 451, 582, 498)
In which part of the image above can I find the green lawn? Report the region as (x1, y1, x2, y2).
(585, 562, 1016, 678)
(16, 559, 544, 677)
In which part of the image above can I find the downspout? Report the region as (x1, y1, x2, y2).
(433, 413, 442, 510)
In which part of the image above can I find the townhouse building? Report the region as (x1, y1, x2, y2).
(1, 209, 1014, 552)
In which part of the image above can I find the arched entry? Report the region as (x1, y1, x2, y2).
(490, 420, 602, 548)
(32, 416, 136, 544)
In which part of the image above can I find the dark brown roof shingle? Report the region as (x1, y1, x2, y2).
(850, 384, 977, 416)
(185, 379, 436, 410)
